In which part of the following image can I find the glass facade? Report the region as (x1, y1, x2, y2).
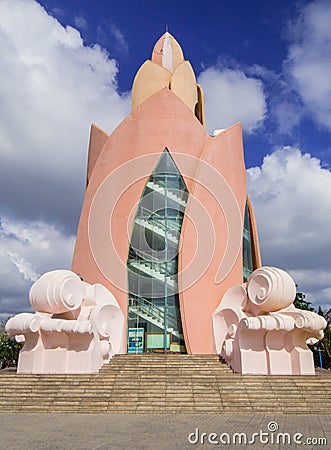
(243, 199, 254, 282)
(127, 149, 188, 353)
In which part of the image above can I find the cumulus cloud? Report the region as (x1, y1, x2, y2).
(0, 216, 75, 316)
(0, 0, 130, 316)
(1, 0, 330, 320)
(271, 100, 303, 135)
(286, 0, 331, 131)
(198, 67, 267, 134)
(247, 64, 306, 136)
(0, 0, 130, 233)
(247, 147, 331, 308)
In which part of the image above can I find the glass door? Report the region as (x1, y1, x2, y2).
(127, 149, 188, 353)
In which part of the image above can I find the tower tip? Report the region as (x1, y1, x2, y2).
(151, 31, 184, 72)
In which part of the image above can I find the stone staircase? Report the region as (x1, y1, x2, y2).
(0, 354, 330, 414)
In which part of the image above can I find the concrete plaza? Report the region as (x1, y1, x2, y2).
(0, 413, 330, 450)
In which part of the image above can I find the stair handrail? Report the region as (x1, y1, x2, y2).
(129, 295, 183, 331)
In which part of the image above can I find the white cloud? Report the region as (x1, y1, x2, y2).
(247, 147, 331, 308)
(0, 216, 75, 315)
(247, 64, 306, 136)
(0, 0, 130, 232)
(287, 269, 331, 309)
(1, 0, 330, 319)
(0, 0, 131, 317)
(74, 16, 88, 31)
(198, 67, 267, 134)
(110, 23, 129, 54)
(286, 0, 331, 130)
(7, 253, 39, 282)
(271, 100, 303, 135)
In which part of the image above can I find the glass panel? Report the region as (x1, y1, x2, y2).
(243, 199, 254, 282)
(127, 149, 188, 353)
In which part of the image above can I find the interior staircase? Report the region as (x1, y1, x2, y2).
(0, 354, 330, 414)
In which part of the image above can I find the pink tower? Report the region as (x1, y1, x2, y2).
(6, 33, 326, 374)
(71, 32, 261, 355)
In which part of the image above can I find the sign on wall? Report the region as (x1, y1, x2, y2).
(128, 328, 144, 354)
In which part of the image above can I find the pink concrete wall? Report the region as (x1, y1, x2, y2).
(72, 88, 249, 354)
(179, 123, 247, 353)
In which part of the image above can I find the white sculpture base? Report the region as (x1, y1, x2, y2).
(6, 270, 124, 374)
(213, 267, 326, 375)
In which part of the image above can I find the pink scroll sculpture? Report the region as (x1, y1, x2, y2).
(212, 266, 327, 375)
(6, 270, 124, 374)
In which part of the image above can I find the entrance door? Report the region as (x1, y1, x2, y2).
(127, 149, 188, 353)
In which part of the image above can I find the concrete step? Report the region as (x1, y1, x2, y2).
(1, 354, 330, 414)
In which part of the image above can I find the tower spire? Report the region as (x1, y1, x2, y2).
(151, 32, 184, 72)
(131, 31, 205, 125)
(162, 31, 173, 72)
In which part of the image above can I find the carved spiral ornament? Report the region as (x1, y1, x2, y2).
(247, 267, 296, 312)
(29, 270, 87, 314)
(6, 313, 40, 335)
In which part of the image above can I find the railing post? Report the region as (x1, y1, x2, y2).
(164, 174, 168, 353)
(318, 348, 323, 368)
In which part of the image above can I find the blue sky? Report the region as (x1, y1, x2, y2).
(39, 0, 331, 167)
(0, 0, 330, 317)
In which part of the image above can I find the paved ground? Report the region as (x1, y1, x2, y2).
(0, 414, 330, 450)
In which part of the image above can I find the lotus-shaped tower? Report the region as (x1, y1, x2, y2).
(6, 33, 325, 374)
